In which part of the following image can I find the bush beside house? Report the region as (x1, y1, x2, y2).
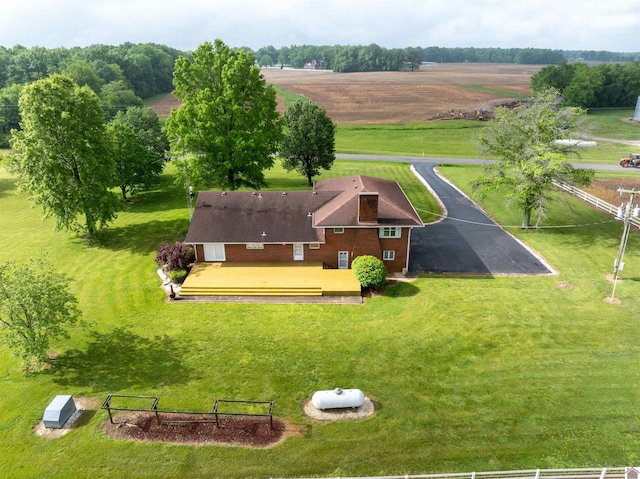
(352, 255, 387, 290)
(155, 242, 195, 284)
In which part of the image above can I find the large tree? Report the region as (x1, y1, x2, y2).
(280, 99, 336, 186)
(10, 74, 120, 236)
(107, 121, 159, 200)
(166, 39, 283, 190)
(109, 106, 167, 200)
(113, 106, 169, 158)
(0, 256, 80, 370)
(474, 88, 594, 228)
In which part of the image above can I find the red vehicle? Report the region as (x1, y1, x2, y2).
(620, 153, 640, 168)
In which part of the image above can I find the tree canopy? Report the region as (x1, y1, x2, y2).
(474, 88, 594, 228)
(0, 256, 80, 370)
(532, 61, 640, 108)
(108, 106, 167, 200)
(280, 99, 336, 186)
(9, 74, 120, 235)
(167, 39, 283, 190)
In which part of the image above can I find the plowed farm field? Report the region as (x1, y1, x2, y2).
(150, 63, 539, 124)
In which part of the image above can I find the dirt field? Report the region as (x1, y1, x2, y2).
(585, 177, 640, 205)
(150, 63, 539, 123)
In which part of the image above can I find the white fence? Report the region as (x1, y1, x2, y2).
(288, 467, 629, 479)
(552, 180, 640, 229)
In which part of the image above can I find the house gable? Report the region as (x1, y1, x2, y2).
(313, 175, 423, 227)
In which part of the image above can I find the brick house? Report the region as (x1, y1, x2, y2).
(184, 175, 424, 273)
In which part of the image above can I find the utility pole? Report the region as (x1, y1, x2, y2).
(610, 188, 639, 302)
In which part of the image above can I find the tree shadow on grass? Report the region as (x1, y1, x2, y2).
(88, 219, 190, 255)
(0, 178, 16, 198)
(48, 327, 194, 392)
(126, 188, 189, 213)
(384, 281, 421, 298)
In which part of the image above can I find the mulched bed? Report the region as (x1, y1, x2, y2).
(102, 412, 287, 448)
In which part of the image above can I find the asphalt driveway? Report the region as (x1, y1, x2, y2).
(409, 162, 553, 275)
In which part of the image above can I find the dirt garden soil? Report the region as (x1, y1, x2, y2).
(150, 63, 539, 123)
(101, 412, 292, 448)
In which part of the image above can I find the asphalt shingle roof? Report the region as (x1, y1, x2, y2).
(185, 175, 423, 244)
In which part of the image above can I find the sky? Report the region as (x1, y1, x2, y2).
(1, 0, 639, 53)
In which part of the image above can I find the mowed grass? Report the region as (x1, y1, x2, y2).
(2, 155, 640, 478)
(332, 104, 640, 165)
(337, 121, 485, 158)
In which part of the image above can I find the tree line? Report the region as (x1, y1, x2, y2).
(256, 45, 588, 71)
(531, 61, 640, 108)
(0, 43, 185, 147)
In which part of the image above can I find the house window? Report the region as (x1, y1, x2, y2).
(383, 250, 395, 261)
(309, 243, 320, 250)
(293, 243, 304, 261)
(246, 243, 264, 250)
(203, 243, 226, 261)
(379, 227, 401, 238)
(333, 227, 344, 234)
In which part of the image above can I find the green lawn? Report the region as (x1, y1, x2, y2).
(334, 107, 640, 166)
(337, 121, 485, 158)
(1, 157, 640, 478)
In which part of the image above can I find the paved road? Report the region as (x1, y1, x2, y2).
(336, 152, 638, 274)
(337, 153, 640, 172)
(408, 162, 553, 275)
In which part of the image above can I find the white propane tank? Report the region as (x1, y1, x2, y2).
(311, 388, 365, 410)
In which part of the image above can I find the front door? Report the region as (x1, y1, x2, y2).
(293, 243, 304, 261)
(338, 251, 349, 269)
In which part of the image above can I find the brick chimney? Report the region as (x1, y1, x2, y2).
(358, 192, 378, 223)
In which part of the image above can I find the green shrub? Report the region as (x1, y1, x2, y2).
(155, 242, 195, 271)
(169, 268, 188, 284)
(351, 255, 387, 289)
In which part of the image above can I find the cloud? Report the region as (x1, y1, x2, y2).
(0, 0, 637, 52)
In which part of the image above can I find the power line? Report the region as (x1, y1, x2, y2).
(414, 207, 619, 230)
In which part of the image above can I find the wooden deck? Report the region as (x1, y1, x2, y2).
(179, 262, 362, 297)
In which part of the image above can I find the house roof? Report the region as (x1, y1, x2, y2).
(185, 175, 423, 245)
(313, 176, 423, 227)
(185, 190, 338, 244)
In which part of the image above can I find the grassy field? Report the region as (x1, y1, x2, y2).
(336, 121, 485, 157)
(1, 151, 640, 478)
(335, 109, 640, 164)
